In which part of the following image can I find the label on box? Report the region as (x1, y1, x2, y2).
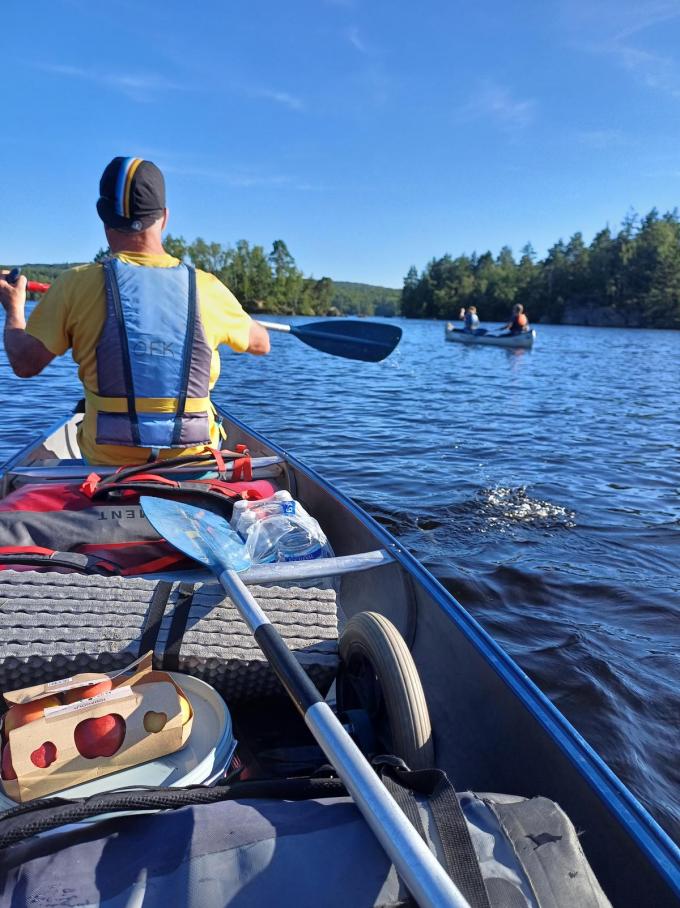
(5, 652, 155, 706)
(44, 652, 150, 696)
(43, 686, 135, 719)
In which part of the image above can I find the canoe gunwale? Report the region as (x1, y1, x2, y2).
(0, 410, 84, 494)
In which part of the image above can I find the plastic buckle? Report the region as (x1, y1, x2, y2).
(371, 753, 410, 772)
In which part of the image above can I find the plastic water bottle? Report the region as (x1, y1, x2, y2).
(275, 520, 333, 563)
(243, 510, 333, 564)
(231, 491, 295, 539)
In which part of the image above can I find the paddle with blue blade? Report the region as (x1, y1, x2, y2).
(258, 318, 402, 362)
(141, 495, 469, 908)
(5, 271, 402, 363)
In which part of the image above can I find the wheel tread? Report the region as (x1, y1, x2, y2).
(339, 611, 434, 770)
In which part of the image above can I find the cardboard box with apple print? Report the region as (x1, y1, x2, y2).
(0, 652, 193, 802)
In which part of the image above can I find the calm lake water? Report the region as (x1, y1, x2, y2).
(0, 317, 678, 843)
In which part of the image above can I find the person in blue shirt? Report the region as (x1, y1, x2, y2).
(461, 306, 480, 332)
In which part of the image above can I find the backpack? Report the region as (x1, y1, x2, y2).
(0, 449, 276, 575)
(0, 765, 612, 907)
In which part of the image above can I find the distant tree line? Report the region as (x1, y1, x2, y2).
(16, 209, 679, 327)
(94, 236, 333, 315)
(17, 243, 400, 317)
(402, 209, 680, 328)
(94, 236, 400, 317)
(331, 281, 400, 317)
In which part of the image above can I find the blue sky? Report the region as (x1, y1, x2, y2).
(3, 0, 680, 287)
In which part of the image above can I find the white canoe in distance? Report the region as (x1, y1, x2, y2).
(445, 326, 536, 348)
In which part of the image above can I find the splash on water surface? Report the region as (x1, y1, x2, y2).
(479, 486, 576, 530)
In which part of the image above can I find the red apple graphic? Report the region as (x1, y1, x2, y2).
(74, 714, 126, 759)
(1, 742, 16, 781)
(30, 741, 58, 769)
(63, 679, 112, 705)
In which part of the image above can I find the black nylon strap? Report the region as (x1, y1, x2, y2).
(427, 775, 491, 908)
(171, 265, 197, 446)
(382, 771, 428, 840)
(93, 480, 240, 520)
(382, 765, 491, 908)
(0, 777, 349, 850)
(381, 772, 429, 908)
(103, 259, 141, 447)
(95, 448, 250, 487)
(0, 551, 115, 575)
(162, 582, 195, 671)
(138, 580, 173, 661)
(105, 450, 217, 484)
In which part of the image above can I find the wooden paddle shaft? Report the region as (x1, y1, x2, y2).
(216, 566, 470, 908)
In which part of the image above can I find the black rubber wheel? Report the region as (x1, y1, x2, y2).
(337, 611, 434, 770)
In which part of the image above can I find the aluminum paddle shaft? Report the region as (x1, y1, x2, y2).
(217, 566, 470, 908)
(139, 497, 468, 908)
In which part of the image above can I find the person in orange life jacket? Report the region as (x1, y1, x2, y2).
(0, 157, 270, 466)
(502, 303, 529, 335)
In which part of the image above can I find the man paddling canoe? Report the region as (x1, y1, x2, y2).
(0, 157, 270, 465)
(501, 302, 530, 335)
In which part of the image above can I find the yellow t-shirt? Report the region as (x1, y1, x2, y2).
(26, 251, 252, 465)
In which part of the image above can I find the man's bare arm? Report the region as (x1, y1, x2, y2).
(0, 272, 56, 377)
(247, 320, 271, 355)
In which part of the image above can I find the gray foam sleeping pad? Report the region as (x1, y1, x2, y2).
(0, 571, 338, 701)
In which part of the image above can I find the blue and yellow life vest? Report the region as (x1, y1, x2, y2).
(88, 259, 213, 449)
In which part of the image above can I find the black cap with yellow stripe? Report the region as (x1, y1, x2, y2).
(96, 157, 166, 232)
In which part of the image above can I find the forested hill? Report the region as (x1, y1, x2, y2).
(5, 240, 398, 317)
(16, 264, 86, 284)
(331, 282, 400, 316)
(402, 209, 680, 329)
(0, 250, 401, 317)
(11, 263, 397, 318)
